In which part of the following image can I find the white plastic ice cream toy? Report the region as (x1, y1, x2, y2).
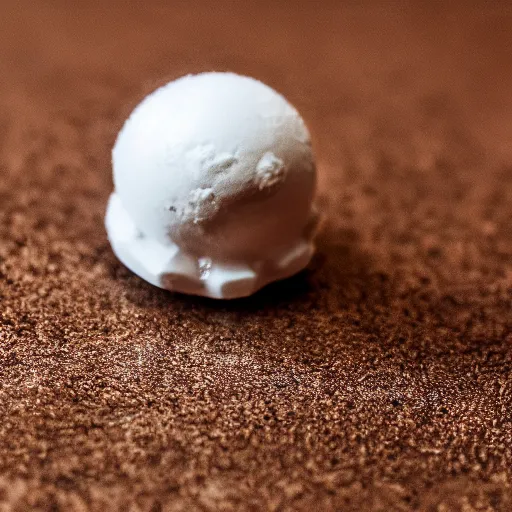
(106, 72, 317, 299)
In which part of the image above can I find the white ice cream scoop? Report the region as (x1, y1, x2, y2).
(106, 72, 317, 299)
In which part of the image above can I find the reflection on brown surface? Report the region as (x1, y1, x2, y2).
(0, 1, 511, 510)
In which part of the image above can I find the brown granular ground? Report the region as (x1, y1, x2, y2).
(1, 1, 511, 511)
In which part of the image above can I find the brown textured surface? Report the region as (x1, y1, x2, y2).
(1, 1, 512, 511)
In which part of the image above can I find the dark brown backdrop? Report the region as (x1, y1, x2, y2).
(1, 1, 511, 511)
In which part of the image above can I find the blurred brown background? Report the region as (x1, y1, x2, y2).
(1, 1, 511, 511)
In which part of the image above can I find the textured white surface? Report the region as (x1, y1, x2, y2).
(106, 72, 317, 298)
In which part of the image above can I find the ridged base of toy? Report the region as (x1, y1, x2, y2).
(105, 193, 315, 299)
